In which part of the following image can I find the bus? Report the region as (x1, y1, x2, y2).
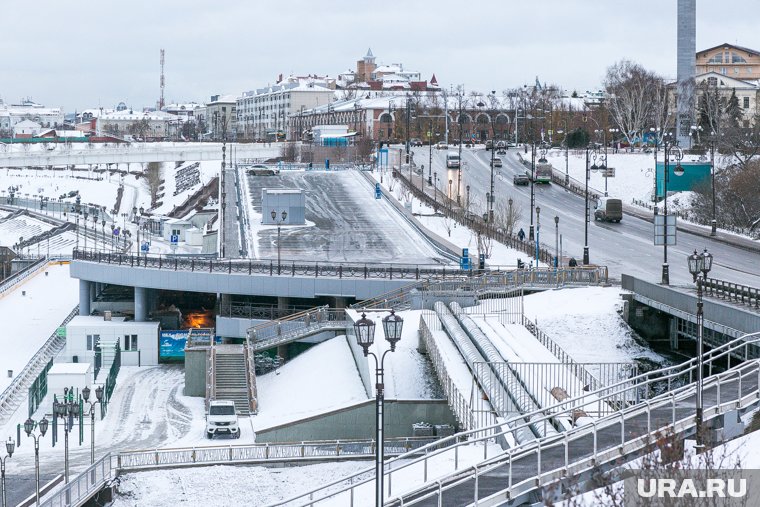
(446, 151, 461, 169)
(534, 162, 552, 183)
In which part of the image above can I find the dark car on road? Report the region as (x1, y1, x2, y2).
(513, 172, 530, 185)
(410, 138, 422, 147)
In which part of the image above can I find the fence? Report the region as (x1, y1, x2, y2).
(72, 248, 475, 281)
(0, 256, 48, 298)
(100, 342, 121, 418)
(27, 359, 53, 418)
(704, 277, 760, 310)
(630, 198, 758, 238)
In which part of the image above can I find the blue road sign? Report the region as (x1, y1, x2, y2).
(460, 248, 470, 270)
(375, 183, 382, 199)
(113, 228, 120, 236)
(141, 242, 150, 252)
(170, 234, 179, 244)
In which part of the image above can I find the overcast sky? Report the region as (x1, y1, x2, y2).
(2, 0, 755, 112)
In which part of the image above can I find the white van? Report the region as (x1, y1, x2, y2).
(446, 151, 460, 169)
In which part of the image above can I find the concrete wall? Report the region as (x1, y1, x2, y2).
(71, 261, 415, 300)
(255, 399, 457, 442)
(622, 274, 759, 336)
(184, 348, 207, 397)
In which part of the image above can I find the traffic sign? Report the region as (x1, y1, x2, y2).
(375, 183, 382, 200)
(654, 215, 677, 246)
(141, 242, 150, 252)
(170, 234, 179, 244)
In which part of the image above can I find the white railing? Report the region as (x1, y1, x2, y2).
(0, 257, 48, 298)
(269, 331, 760, 507)
(39, 437, 438, 507)
(0, 305, 79, 424)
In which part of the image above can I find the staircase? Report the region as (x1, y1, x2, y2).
(212, 345, 251, 415)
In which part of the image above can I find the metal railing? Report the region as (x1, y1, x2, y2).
(0, 256, 48, 297)
(704, 277, 760, 310)
(246, 307, 348, 353)
(39, 437, 440, 507)
(72, 248, 475, 280)
(0, 305, 78, 425)
(269, 331, 760, 507)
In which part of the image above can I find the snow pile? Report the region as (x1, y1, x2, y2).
(253, 336, 367, 431)
(522, 286, 666, 366)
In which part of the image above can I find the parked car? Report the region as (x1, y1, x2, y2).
(409, 138, 422, 147)
(206, 400, 240, 439)
(513, 172, 530, 186)
(491, 158, 503, 168)
(435, 142, 448, 150)
(594, 197, 623, 222)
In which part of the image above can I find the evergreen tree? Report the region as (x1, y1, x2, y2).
(725, 88, 741, 127)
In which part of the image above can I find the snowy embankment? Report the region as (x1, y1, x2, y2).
(373, 167, 540, 267)
(0, 263, 77, 392)
(541, 148, 709, 203)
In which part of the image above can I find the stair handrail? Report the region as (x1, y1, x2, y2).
(269, 330, 760, 506)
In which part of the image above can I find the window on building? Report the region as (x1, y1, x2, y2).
(732, 53, 748, 63)
(707, 77, 718, 86)
(124, 334, 138, 351)
(721, 67, 727, 75)
(708, 54, 723, 64)
(744, 97, 750, 109)
(86, 334, 99, 351)
(734, 67, 739, 74)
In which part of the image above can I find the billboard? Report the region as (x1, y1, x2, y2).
(160, 330, 220, 361)
(655, 162, 711, 198)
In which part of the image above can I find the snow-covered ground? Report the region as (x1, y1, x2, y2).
(0, 263, 78, 392)
(541, 149, 710, 203)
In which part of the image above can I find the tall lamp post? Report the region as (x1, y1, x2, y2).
(53, 387, 79, 484)
(23, 416, 48, 506)
(353, 309, 404, 507)
(271, 210, 288, 274)
(534, 206, 541, 266)
(687, 248, 713, 449)
(529, 143, 536, 241)
(0, 437, 14, 507)
(82, 385, 104, 464)
(661, 136, 684, 285)
(554, 216, 559, 269)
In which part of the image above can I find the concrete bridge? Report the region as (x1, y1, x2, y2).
(0, 143, 275, 168)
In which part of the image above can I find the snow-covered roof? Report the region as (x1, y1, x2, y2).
(99, 110, 174, 121)
(13, 119, 41, 127)
(49, 362, 91, 375)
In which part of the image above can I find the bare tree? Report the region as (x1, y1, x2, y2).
(356, 136, 374, 163)
(144, 162, 163, 207)
(494, 197, 523, 236)
(604, 60, 662, 146)
(721, 114, 760, 169)
(442, 214, 455, 237)
(280, 142, 298, 162)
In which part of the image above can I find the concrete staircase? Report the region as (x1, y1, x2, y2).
(212, 346, 251, 415)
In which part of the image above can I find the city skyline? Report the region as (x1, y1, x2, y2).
(1, 0, 756, 111)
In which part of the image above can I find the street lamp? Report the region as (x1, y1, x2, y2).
(82, 385, 104, 464)
(271, 210, 288, 274)
(23, 416, 48, 506)
(583, 140, 601, 265)
(554, 216, 559, 269)
(448, 179, 453, 211)
(535, 206, 541, 265)
(0, 437, 14, 507)
(53, 387, 79, 484)
(353, 309, 404, 507)
(687, 248, 713, 449)
(508, 197, 514, 236)
(661, 136, 684, 285)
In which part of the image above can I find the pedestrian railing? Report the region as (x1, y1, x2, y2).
(269, 331, 760, 507)
(246, 307, 348, 353)
(703, 277, 760, 311)
(72, 248, 477, 281)
(39, 437, 439, 507)
(0, 256, 48, 298)
(0, 306, 78, 426)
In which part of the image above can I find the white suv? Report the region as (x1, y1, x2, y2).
(205, 400, 240, 439)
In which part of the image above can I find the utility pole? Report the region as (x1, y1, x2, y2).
(457, 87, 463, 205)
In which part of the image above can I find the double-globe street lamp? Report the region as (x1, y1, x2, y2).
(353, 309, 404, 507)
(534, 206, 541, 266)
(82, 385, 104, 464)
(687, 248, 713, 449)
(271, 210, 288, 275)
(23, 416, 49, 506)
(583, 141, 602, 265)
(0, 437, 14, 507)
(53, 387, 79, 485)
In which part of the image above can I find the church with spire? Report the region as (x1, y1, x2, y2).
(337, 48, 440, 93)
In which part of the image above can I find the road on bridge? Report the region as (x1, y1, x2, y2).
(413, 146, 760, 287)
